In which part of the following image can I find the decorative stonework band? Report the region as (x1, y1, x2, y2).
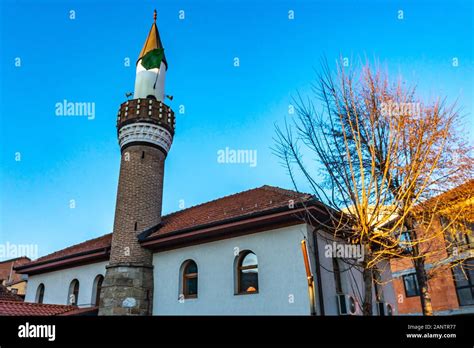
(118, 122, 173, 153)
(117, 98, 175, 136)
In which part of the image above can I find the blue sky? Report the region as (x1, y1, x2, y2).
(0, 0, 472, 259)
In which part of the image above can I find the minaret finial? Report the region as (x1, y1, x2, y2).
(153, 9, 157, 22)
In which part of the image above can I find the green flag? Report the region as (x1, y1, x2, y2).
(141, 48, 164, 70)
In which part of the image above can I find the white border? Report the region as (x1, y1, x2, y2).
(118, 122, 173, 153)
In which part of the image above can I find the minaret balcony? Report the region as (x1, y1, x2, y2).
(117, 98, 175, 136)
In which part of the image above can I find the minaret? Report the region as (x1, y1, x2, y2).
(99, 10, 175, 316)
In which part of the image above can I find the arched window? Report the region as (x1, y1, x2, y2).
(35, 283, 45, 304)
(68, 279, 80, 305)
(181, 260, 198, 299)
(92, 275, 104, 306)
(237, 251, 259, 294)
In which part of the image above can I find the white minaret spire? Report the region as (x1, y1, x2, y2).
(134, 9, 168, 101)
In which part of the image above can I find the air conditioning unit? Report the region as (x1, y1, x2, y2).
(336, 294, 359, 315)
(377, 302, 394, 316)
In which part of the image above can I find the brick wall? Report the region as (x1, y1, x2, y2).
(390, 219, 461, 314)
(392, 265, 459, 314)
(109, 145, 165, 265)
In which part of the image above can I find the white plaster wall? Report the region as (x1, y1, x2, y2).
(134, 60, 166, 101)
(314, 230, 341, 315)
(22, 227, 398, 315)
(24, 261, 107, 308)
(378, 259, 398, 315)
(313, 230, 397, 315)
(152, 224, 313, 315)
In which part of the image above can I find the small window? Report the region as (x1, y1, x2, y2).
(92, 275, 104, 306)
(332, 258, 343, 294)
(237, 251, 259, 294)
(452, 259, 474, 306)
(182, 260, 198, 299)
(403, 273, 420, 297)
(68, 279, 80, 305)
(400, 231, 413, 252)
(35, 283, 45, 304)
(443, 220, 474, 255)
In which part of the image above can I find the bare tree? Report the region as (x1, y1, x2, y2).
(353, 62, 473, 315)
(274, 58, 473, 315)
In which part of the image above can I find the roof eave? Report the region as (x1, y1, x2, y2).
(14, 247, 110, 275)
(141, 200, 328, 251)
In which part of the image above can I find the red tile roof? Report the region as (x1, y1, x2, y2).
(417, 179, 474, 214)
(17, 185, 314, 273)
(0, 300, 78, 316)
(0, 257, 31, 284)
(0, 285, 23, 302)
(59, 306, 99, 316)
(0, 256, 31, 265)
(149, 185, 313, 238)
(16, 234, 112, 271)
(33, 234, 112, 264)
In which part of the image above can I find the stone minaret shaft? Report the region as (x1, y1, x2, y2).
(99, 11, 174, 316)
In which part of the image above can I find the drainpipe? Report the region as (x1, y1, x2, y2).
(301, 239, 317, 315)
(311, 229, 325, 315)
